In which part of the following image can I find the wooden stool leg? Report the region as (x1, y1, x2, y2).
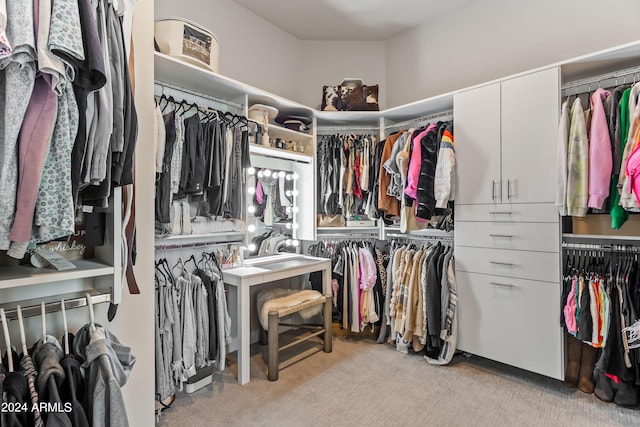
(267, 311, 279, 381)
(323, 296, 332, 353)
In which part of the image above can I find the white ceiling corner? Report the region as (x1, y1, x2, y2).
(233, 0, 477, 41)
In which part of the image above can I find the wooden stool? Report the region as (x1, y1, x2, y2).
(257, 289, 332, 381)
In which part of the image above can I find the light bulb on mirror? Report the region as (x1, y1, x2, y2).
(286, 190, 292, 197)
(248, 187, 256, 195)
(263, 169, 272, 177)
(248, 243, 256, 252)
(292, 223, 299, 230)
(248, 205, 256, 214)
(285, 174, 292, 181)
(291, 190, 299, 196)
(286, 207, 292, 214)
(248, 224, 256, 232)
(292, 172, 299, 180)
(292, 206, 299, 213)
(247, 167, 256, 175)
(257, 170, 264, 178)
(278, 171, 286, 178)
(285, 223, 292, 229)
(292, 239, 300, 247)
(285, 239, 292, 245)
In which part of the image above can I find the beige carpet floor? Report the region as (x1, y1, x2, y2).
(156, 333, 639, 427)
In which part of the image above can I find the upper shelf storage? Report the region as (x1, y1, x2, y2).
(155, 52, 313, 117)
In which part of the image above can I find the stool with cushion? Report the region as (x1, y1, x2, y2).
(256, 288, 332, 381)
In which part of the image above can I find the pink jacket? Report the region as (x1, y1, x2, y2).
(588, 88, 612, 209)
(404, 124, 435, 200)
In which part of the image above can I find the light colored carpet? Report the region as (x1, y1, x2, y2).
(157, 333, 639, 427)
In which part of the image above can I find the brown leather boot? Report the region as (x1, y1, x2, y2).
(578, 342, 599, 394)
(564, 334, 582, 387)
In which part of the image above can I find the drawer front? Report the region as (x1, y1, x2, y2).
(455, 221, 560, 253)
(456, 271, 564, 380)
(455, 246, 560, 283)
(456, 203, 558, 223)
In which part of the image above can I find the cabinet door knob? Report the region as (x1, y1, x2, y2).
(489, 261, 514, 266)
(490, 282, 515, 288)
(489, 234, 514, 238)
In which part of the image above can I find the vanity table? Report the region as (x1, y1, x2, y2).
(222, 253, 331, 384)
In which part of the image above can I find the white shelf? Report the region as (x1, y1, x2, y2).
(316, 226, 380, 233)
(249, 143, 313, 163)
(268, 124, 313, 142)
(155, 52, 313, 117)
(0, 259, 114, 290)
(387, 229, 454, 238)
(315, 110, 382, 126)
(155, 231, 245, 248)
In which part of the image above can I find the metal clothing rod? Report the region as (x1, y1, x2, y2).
(317, 126, 379, 135)
(316, 233, 379, 239)
(387, 232, 453, 241)
(561, 65, 640, 95)
(385, 110, 453, 130)
(1, 292, 111, 322)
(155, 239, 243, 251)
(562, 242, 640, 253)
(155, 80, 244, 110)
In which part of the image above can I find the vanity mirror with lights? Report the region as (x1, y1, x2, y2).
(245, 153, 314, 257)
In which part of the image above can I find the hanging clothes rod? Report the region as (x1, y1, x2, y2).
(562, 242, 640, 253)
(317, 126, 379, 135)
(155, 238, 244, 251)
(385, 110, 453, 130)
(1, 292, 111, 322)
(387, 232, 454, 242)
(315, 233, 380, 239)
(154, 80, 244, 110)
(561, 65, 640, 95)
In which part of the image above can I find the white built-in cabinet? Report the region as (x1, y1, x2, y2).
(455, 68, 559, 205)
(454, 67, 563, 380)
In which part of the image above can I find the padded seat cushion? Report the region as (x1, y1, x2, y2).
(257, 289, 324, 330)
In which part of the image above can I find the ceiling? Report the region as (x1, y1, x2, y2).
(233, 0, 477, 41)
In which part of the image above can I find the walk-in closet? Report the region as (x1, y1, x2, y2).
(1, 1, 640, 426)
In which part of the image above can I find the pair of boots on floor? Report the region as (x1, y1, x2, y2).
(564, 334, 599, 393)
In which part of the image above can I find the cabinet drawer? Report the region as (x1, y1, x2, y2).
(456, 203, 558, 223)
(455, 246, 559, 283)
(456, 271, 564, 380)
(455, 221, 559, 253)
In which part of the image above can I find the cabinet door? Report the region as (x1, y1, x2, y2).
(501, 68, 560, 203)
(456, 271, 564, 380)
(454, 83, 502, 204)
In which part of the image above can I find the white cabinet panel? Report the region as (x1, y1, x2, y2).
(456, 271, 564, 380)
(455, 246, 560, 283)
(454, 83, 501, 205)
(501, 68, 560, 204)
(455, 221, 560, 253)
(456, 203, 559, 222)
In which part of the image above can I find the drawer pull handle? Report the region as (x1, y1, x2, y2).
(490, 282, 514, 288)
(489, 261, 514, 266)
(489, 211, 512, 215)
(489, 234, 513, 238)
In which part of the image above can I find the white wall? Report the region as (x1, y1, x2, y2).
(155, 0, 302, 101)
(386, 0, 640, 107)
(298, 41, 386, 109)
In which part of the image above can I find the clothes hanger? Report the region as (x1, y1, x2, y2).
(0, 308, 12, 372)
(41, 302, 46, 345)
(61, 299, 70, 355)
(85, 294, 96, 332)
(16, 305, 29, 357)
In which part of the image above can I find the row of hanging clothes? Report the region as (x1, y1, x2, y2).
(154, 89, 253, 237)
(378, 120, 455, 232)
(0, 0, 138, 260)
(0, 296, 135, 427)
(556, 75, 640, 230)
(316, 133, 380, 221)
(380, 238, 457, 365)
(561, 244, 640, 407)
(307, 239, 388, 333)
(154, 253, 230, 411)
